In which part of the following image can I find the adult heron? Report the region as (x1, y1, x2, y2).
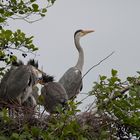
(59, 29, 95, 99)
(0, 60, 24, 102)
(40, 74, 68, 113)
(0, 59, 44, 105)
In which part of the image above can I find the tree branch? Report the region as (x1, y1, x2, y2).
(82, 51, 115, 79)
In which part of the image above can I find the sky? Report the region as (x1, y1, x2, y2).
(8, 0, 140, 110)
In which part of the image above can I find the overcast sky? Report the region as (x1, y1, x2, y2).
(8, 0, 140, 110)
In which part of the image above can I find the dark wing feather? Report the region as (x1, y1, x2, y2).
(41, 82, 68, 113)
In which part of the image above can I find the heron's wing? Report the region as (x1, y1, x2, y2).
(0, 68, 16, 97)
(59, 67, 82, 99)
(41, 82, 68, 113)
(6, 65, 32, 98)
(42, 82, 67, 102)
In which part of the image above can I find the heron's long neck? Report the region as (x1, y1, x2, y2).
(74, 37, 84, 71)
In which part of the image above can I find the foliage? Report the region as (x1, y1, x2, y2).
(87, 69, 140, 139)
(0, 0, 55, 77)
(0, 101, 88, 140)
(0, 0, 140, 139)
(0, 70, 139, 140)
(0, 0, 55, 24)
(0, 29, 38, 64)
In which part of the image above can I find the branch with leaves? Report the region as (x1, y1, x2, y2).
(0, 0, 56, 77)
(86, 69, 140, 139)
(0, 0, 56, 25)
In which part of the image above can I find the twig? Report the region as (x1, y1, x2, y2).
(79, 93, 90, 102)
(10, 16, 44, 24)
(85, 98, 97, 112)
(78, 51, 115, 109)
(82, 51, 115, 79)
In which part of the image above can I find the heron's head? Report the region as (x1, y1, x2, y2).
(38, 74, 54, 85)
(27, 59, 38, 68)
(27, 59, 40, 78)
(74, 29, 95, 39)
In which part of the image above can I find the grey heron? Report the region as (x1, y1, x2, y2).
(0, 59, 44, 105)
(40, 74, 68, 113)
(0, 60, 24, 103)
(59, 29, 95, 99)
(21, 60, 39, 114)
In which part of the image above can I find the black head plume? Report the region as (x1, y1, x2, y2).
(27, 59, 38, 68)
(42, 74, 54, 83)
(74, 29, 82, 37)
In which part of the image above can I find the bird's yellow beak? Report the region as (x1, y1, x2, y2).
(82, 30, 95, 36)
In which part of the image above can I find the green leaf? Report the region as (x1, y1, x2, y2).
(100, 75, 107, 81)
(30, 0, 36, 2)
(40, 13, 45, 17)
(0, 9, 4, 14)
(42, 8, 47, 13)
(11, 0, 17, 4)
(0, 17, 6, 23)
(10, 55, 17, 62)
(32, 47, 38, 51)
(111, 69, 117, 77)
(50, 0, 56, 4)
(31, 127, 41, 137)
(5, 30, 12, 36)
(4, 11, 13, 17)
(10, 133, 19, 139)
(19, 10, 24, 14)
(32, 4, 39, 11)
(0, 136, 8, 140)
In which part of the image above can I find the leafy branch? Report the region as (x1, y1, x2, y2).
(0, 0, 56, 24)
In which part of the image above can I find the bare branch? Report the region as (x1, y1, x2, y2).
(82, 51, 115, 79)
(10, 16, 44, 23)
(78, 52, 115, 111)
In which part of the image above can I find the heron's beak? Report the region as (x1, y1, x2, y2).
(38, 78, 42, 84)
(82, 30, 95, 36)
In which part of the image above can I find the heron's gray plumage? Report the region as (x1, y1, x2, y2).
(31, 86, 39, 102)
(0, 60, 43, 105)
(0, 61, 23, 100)
(59, 67, 83, 99)
(59, 29, 94, 99)
(22, 86, 39, 107)
(0, 65, 35, 104)
(41, 82, 68, 113)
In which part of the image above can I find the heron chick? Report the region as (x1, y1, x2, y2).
(40, 74, 68, 113)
